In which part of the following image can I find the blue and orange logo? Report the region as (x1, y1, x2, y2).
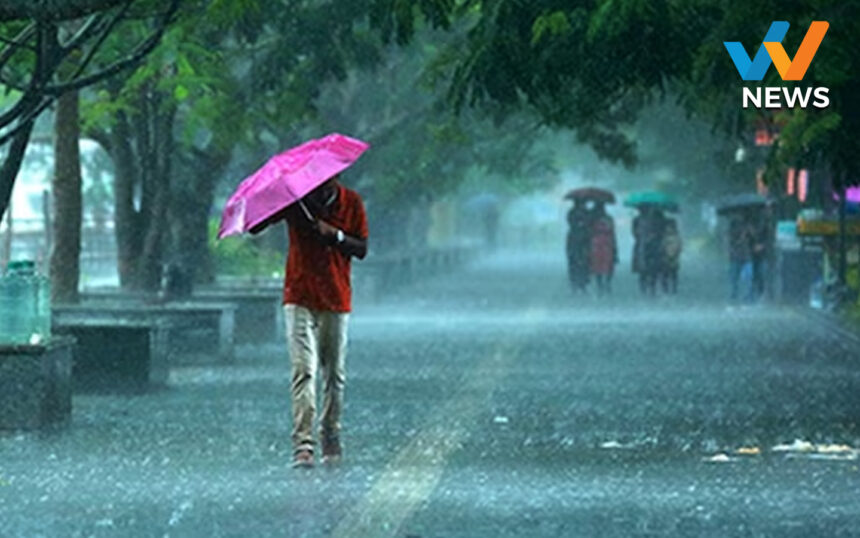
(724, 21, 829, 81)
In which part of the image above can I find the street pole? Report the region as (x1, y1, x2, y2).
(837, 177, 847, 286)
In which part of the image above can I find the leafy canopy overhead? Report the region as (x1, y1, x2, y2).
(439, 1, 860, 184)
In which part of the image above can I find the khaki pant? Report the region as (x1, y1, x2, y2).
(284, 304, 348, 453)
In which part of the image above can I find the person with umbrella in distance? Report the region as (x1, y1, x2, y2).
(716, 194, 770, 304)
(565, 196, 592, 293)
(626, 191, 678, 296)
(588, 199, 618, 295)
(631, 206, 667, 295)
(218, 134, 369, 468)
(727, 214, 755, 303)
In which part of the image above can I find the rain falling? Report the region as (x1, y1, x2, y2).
(1, 2, 859, 537)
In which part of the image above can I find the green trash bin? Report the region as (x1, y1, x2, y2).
(0, 260, 51, 344)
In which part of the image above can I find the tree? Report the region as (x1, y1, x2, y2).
(440, 1, 702, 167)
(679, 2, 860, 187)
(440, 1, 860, 188)
(80, 0, 458, 289)
(49, 90, 82, 303)
(0, 1, 135, 22)
(0, 0, 180, 221)
(308, 28, 559, 250)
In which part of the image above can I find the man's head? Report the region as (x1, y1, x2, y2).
(306, 174, 340, 210)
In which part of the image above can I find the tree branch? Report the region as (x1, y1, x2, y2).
(65, 2, 133, 80)
(0, 0, 133, 23)
(0, 23, 35, 71)
(43, 0, 179, 96)
(60, 12, 106, 50)
(0, 26, 35, 51)
(0, 118, 34, 220)
(0, 97, 52, 146)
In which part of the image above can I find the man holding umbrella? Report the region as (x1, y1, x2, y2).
(219, 134, 369, 468)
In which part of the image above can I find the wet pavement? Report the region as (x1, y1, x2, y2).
(2, 250, 859, 537)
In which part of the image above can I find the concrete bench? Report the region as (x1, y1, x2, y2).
(0, 337, 74, 428)
(52, 315, 176, 392)
(192, 290, 283, 344)
(59, 301, 236, 363)
(156, 302, 237, 363)
(83, 288, 279, 345)
(54, 302, 235, 381)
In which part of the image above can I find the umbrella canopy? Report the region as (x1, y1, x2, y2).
(218, 133, 370, 239)
(623, 191, 679, 212)
(715, 193, 770, 215)
(564, 187, 616, 204)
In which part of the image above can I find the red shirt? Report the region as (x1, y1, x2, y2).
(283, 185, 368, 312)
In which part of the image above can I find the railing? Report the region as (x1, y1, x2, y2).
(82, 245, 479, 303)
(207, 245, 479, 301)
(352, 245, 478, 300)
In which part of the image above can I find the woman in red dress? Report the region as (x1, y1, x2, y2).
(589, 202, 618, 295)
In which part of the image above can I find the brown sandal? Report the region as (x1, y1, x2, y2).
(292, 449, 314, 468)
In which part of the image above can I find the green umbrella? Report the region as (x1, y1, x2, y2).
(624, 191, 679, 212)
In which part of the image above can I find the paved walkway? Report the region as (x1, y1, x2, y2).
(1, 250, 859, 537)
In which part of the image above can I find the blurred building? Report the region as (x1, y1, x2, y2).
(1, 139, 118, 287)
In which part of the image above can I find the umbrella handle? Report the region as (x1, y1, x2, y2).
(298, 200, 315, 222)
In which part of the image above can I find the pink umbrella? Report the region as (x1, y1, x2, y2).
(218, 133, 370, 239)
(830, 186, 860, 204)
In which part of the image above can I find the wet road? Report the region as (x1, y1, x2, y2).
(2, 251, 860, 537)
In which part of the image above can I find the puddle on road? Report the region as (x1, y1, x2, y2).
(598, 438, 859, 463)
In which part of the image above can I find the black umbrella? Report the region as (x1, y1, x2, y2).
(716, 193, 770, 215)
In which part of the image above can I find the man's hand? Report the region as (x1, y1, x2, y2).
(315, 220, 339, 244)
(313, 219, 368, 259)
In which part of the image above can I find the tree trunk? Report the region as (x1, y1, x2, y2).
(171, 150, 229, 285)
(49, 90, 82, 304)
(102, 87, 174, 292)
(136, 95, 175, 292)
(108, 109, 144, 289)
(1, 198, 12, 270)
(0, 120, 35, 222)
(837, 175, 847, 286)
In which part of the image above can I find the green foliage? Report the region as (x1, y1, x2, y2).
(440, 0, 860, 186)
(441, 0, 696, 167)
(531, 11, 571, 45)
(208, 219, 282, 276)
(370, 0, 454, 45)
(675, 1, 860, 185)
(309, 27, 559, 213)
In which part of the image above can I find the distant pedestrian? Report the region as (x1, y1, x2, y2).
(660, 218, 682, 294)
(566, 199, 591, 292)
(633, 206, 665, 295)
(251, 174, 368, 468)
(589, 201, 617, 295)
(752, 207, 774, 301)
(728, 216, 754, 302)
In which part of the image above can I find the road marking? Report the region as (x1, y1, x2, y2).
(330, 308, 547, 538)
